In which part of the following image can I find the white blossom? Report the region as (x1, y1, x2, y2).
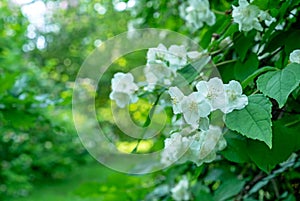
(145, 44, 206, 91)
(168, 87, 185, 114)
(196, 77, 226, 111)
(147, 43, 168, 64)
(161, 126, 226, 167)
(171, 176, 190, 201)
(222, 80, 248, 113)
(179, 0, 216, 32)
(188, 125, 226, 166)
(144, 63, 173, 91)
(147, 44, 188, 70)
(109, 72, 138, 108)
(289, 49, 300, 64)
(186, 51, 202, 60)
(161, 128, 195, 165)
(232, 0, 267, 32)
(181, 92, 212, 127)
(167, 45, 187, 70)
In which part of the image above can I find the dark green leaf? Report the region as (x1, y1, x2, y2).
(233, 32, 255, 62)
(213, 177, 245, 201)
(247, 115, 300, 172)
(222, 130, 251, 163)
(234, 52, 259, 81)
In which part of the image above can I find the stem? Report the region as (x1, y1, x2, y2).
(131, 88, 166, 153)
(251, 89, 259, 95)
(210, 41, 233, 56)
(219, 20, 233, 36)
(271, 179, 280, 199)
(215, 59, 237, 67)
(285, 119, 300, 127)
(212, 9, 226, 15)
(241, 66, 279, 89)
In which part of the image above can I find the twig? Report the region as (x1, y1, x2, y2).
(271, 179, 280, 199)
(215, 59, 237, 67)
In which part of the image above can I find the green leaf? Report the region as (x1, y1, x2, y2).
(285, 30, 300, 54)
(2, 110, 36, 130)
(225, 94, 273, 148)
(263, 31, 286, 53)
(257, 63, 300, 108)
(192, 183, 214, 201)
(234, 52, 259, 81)
(222, 130, 251, 164)
(0, 73, 17, 93)
(199, 16, 230, 49)
(251, 0, 269, 10)
(233, 31, 255, 62)
(222, 23, 238, 39)
(218, 62, 237, 83)
(286, 63, 300, 80)
(213, 177, 245, 201)
(246, 115, 300, 172)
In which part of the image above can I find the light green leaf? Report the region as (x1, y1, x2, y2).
(225, 94, 273, 148)
(257, 63, 300, 108)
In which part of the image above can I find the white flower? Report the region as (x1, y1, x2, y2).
(161, 126, 227, 167)
(198, 126, 224, 159)
(147, 43, 168, 64)
(171, 176, 190, 201)
(232, 0, 265, 32)
(168, 87, 185, 114)
(109, 72, 138, 108)
(167, 45, 187, 70)
(188, 125, 225, 166)
(222, 80, 248, 113)
(289, 49, 300, 64)
(179, 0, 216, 31)
(144, 44, 192, 91)
(196, 77, 226, 111)
(161, 128, 195, 165)
(144, 63, 173, 91)
(186, 51, 202, 60)
(181, 92, 212, 127)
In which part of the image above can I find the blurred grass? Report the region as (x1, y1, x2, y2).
(10, 161, 153, 201)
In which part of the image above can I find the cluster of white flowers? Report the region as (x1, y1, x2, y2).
(161, 126, 227, 166)
(171, 176, 190, 201)
(169, 77, 248, 128)
(109, 72, 138, 108)
(179, 0, 216, 32)
(232, 0, 271, 32)
(160, 77, 247, 166)
(109, 44, 208, 107)
(109, 45, 248, 168)
(145, 43, 207, 91)
(289, 49, 300, 64)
